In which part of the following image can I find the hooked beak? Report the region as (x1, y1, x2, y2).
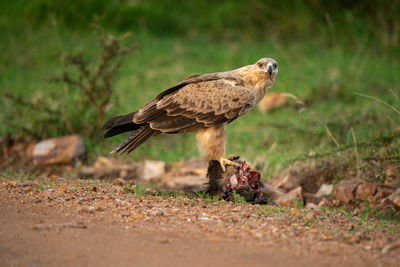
(267, 63, 273, 76)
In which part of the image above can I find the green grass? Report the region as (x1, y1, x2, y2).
(0, 170, 36, 180)
(1, 5, 399, 179)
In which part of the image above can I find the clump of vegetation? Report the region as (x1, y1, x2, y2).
(4, 17, 136, 139)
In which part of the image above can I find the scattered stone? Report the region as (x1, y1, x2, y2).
(276, 170, 302, 192)
(355, 182, 377, 200)
(380, 188, 400, 207)
(303, 192, 318, 204)
(317, 197, 332, 208)
(78, 156, 138, 179)
(391, 188, 400, 207)
(363, 245, 372, 251)
(305, 202, 319, 210)
(33, 135, 85, 165)
(94, 156, 115, 170)
(113, 178, 127, 186)
(315, 184, 333, 198)
(139, 160, 166, 182)
(352, 208, 360, 216)
(25, 143, 35, 158)
(382, 240, 400, 254)
(94, 205, 105, 212)
(375, 187, 394, 199)
(162, 174, 207, 192)
(332, 183, 357, 204)
(78, 166, 96, 178)
(152, 209, 165, 216)
(384, 165, 400, 188)
(347, 224, 355, 231)
(276, 186, 303, 207)
(79, 206, 95, 214)
(172, 158, 207, 176)
(157, 238, 171, 244)
(385, 165, 399, 179)
(342, 232, 363, 244)
(56, 186, 68, 195)
(199, 216, 209, 221)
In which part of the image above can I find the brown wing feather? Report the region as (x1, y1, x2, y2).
(134, 79, 255, 133)
(134, 73, 245, 123)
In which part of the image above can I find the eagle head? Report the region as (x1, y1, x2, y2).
(256, 58, 278, 78)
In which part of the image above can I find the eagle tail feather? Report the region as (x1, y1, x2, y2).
(103, 112, 136, 130)
(103, 112, 141, 138)
(111, 125, 156, 154)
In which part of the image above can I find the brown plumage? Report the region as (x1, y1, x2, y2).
(103, 58, 278, 171)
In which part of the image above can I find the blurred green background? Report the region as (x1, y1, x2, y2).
(1, 0, 399, 176)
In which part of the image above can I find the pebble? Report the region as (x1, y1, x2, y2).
(113, 178, 127, 186)
(56, 186, 68, 195)
(364, 245, 372, 251)
(152, 209, 165, 216)
(382, 241, 400, 254)
(157, 238, 171, 244)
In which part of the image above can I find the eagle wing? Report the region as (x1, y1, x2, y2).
(134, 77, 256, 133)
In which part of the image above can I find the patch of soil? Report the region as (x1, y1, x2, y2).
(1, 176, 400, 266)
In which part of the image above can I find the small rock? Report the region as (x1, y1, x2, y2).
(79, 207, 95, 214)
(375, 187, 394, 200)
(33, 135, 85, 165)
(315, 184, 333, 198)
(275, 170, 302, 192)
(343, 232, 363, 244)
(56, 186, 68, 195)
(157, 238, 171, 244)
(332, 183, 357, 204)
(391, 188, 400, 207)
(139, 160, 166, 182)
(381, 188, 400, 207)
(352, 208, 360, 216)
(94, 205, 105, 212)
(382, 240, 400, 254)
(356, 182, 377, 200)
(78, 166, 96, 178)
(275, 186, 303, 207)
(318, 197, 332, 207)
(162, 174, 207, 192)
(94, 156, 116, 170)
(305, 202, 319, 210)
(363, 245, 372, 251)
(152, 209, 165, 216)
(113, 178, 127, 186)
(385, 165, 399, 179)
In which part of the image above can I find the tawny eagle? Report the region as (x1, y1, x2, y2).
(103, 58, 278, 171)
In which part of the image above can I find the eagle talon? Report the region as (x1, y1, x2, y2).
(218, 157, 240, 172)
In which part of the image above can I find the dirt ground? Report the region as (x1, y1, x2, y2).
(1, 177, 400, 267)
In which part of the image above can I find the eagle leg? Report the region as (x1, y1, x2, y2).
(218, 157, 240, 172)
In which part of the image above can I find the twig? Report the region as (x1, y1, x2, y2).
(324, 125, 341, 148)
(355, 92, 400, 115)
(350, 127, 360, 175)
